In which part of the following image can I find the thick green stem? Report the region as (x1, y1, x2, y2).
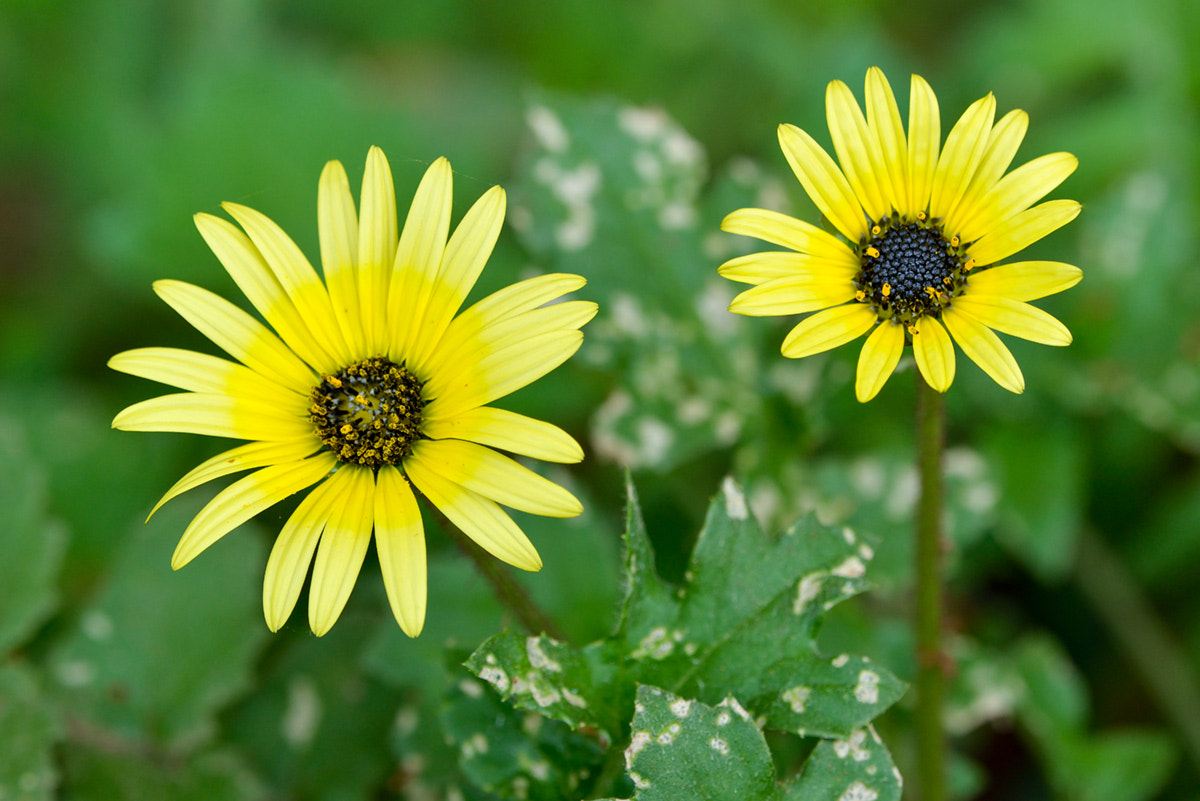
(915, 375, 946, 801)
(441, 517, 566, 641)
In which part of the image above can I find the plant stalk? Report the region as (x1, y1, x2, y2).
(915, 375, 946, 801)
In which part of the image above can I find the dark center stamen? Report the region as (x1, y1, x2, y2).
(309, 357, 425, 468)
(855, 215, 973, 330)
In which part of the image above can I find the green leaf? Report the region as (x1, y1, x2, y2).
(45, 495, 269, 746)
(0, 664, 59, 801)
(0, 415, 66, 653)
(442, 667, 609, 800)
(604, 685, 780, 801)
(60, 746, 263, 801)
(784, 727, 902, 801)
(469, 476, 904, 743)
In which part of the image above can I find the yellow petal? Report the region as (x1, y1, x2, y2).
(966, 261, 1082, 302)
(358, 146, 398, 354)
(194, 213, 338, 374)
(422, 406, 584, 464)
(388, 157, 454, 359)
(718, 251, 858, 286)
(720, 208, 857, 262)
(262, 469, 347, 632)
(957, 153, 1079, 244)
(149, 439, 321, 520)
(318, 159, 365, 357)
(942, 307, 1024, 393)
(374, 466, 427, 637)
(778, 123, 868, 241)
(112, 392, 312, 442)
(425, 330, 584, 421)
(222, 202, 351, 367)
(780, 303, 876, 359)
(943, 109, 1028, 236)
(172, 452, 336, 569)
(929, 93, 996, 221)
(408, 185, 506, 370)
(951, 294, 1072, 345)
(108, 347, 302, 407)
(410, 439, 582, 518)
(906, 74, 940, 215)
(865, 67, 909, 217)
(308, 465, 376, 636)
(855, 320, 905, 403)
(405, 458, 542, 571)
(826, 79, 890, 221)
(911, 316, 956, 392)
(153, 280, 316, 393)
(729, 275, 856, 317)
(968, 199, 1081, 266)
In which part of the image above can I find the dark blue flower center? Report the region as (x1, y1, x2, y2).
(310, 357, 425, 468)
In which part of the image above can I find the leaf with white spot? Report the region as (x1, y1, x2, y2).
(594, 685, 781, 801)
(783, 726, 902, 801)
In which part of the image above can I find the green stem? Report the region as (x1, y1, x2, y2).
(441, 516, 567, 641)
(1074, 527, 1200, 774)
(915, 375, 946, 801)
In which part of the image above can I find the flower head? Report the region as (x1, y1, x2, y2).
(111, 148, 595, 637)
(720, 67, 1082, 401)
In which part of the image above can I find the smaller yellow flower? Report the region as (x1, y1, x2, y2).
(720, 67, 1082, 402)
(111, 148, 595, 637)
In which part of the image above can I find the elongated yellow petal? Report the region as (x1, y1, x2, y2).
(113, 393, 312, 442)
(426, 330, 584, 421)
(943, 109, 1028, 236)
(389, 157, 454, 359)
(951, 294, 1072, 345)
(410, 439, 581, 518)
(856, 321, 904, 402)
(149, 439, 321, 520)
(318, 159, 363, 359)
(374, 466, 426, 637)
(827, 79, 890, 221)
(423, 406, 583, 464)
(262, 469, 347, 631)
(907, 74, 940, 214)
(729, 275, 856, 317)
(912, 316, 955, 392)
(966, 261, 1082, 301)
(929, 93, 996, 220)
(865, 67, 908, 217)
(153, 280, 316, 392)
(718, 252, 858, 286)
(778, 123, 868, 241)
(957, 153, 1079, 244)
(408, 185, 506, 370)
(968, 199, 1081, 266)
(172, 452, 336, 569)
(309, 465, 375, 636)
(194, 213, 338, 374)
(108, 347, 302, 408)
(223, 202, 351, 367)
(442, 273, 587, 338)
(720, 208, 857, 262)
(942, 307, 1024, 393)
(780, 303, 876, 359)
(405, 458, 542, 571)
(358, 146, 398, 353)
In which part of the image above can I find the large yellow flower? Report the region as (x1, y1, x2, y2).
(111, 148, 595, 637)
(720, 67, 1082, 402)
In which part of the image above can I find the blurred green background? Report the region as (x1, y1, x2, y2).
(3, 0, 1200, 798)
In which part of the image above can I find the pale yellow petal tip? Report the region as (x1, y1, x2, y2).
(397, 610, 426, 638)
(309, 609, 339, 638)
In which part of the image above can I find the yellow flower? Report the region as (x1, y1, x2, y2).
(111, 148, 595, 637)
(720, 67, 1082, 402)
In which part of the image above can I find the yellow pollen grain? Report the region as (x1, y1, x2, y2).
(866, 246, 881, 258)
(882, 283, 891, 297)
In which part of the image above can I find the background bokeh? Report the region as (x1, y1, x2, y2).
(2, 0, 1199, 798)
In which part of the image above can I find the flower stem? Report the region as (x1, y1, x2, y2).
(440, 515, 567, 641)
(915, 374, 946, 801)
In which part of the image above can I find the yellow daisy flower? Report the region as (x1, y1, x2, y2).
(110, 148, 595, 637)
(720, 67, 1082, 402)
